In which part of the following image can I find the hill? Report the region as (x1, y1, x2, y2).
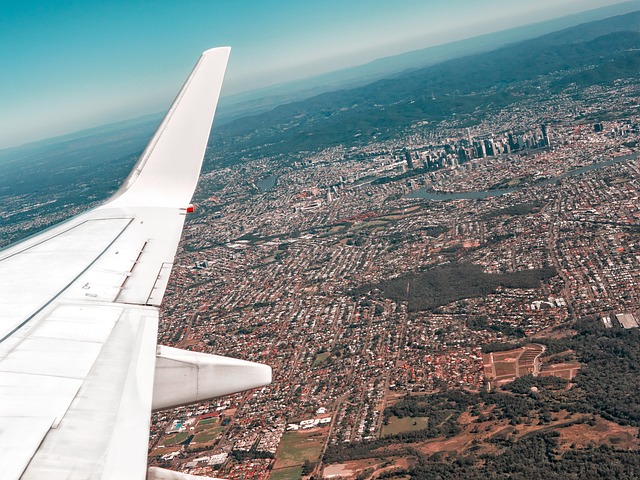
(214, 1, 640, 124)
(209, 11, 640, 168)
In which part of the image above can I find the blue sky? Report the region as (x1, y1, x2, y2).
(0, 0, 633, 149)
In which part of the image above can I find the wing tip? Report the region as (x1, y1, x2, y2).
(202, 46, 231, 57)
(105, 47, 230, 208)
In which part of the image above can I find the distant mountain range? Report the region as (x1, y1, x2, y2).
(209, 9, 640, 166)
(214, 0, 640, 124)
(0, 114, 160, 197)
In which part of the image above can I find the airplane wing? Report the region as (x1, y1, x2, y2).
(0, 47, 271, 480)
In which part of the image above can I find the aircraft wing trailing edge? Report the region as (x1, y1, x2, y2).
(0, 47, 272, 480)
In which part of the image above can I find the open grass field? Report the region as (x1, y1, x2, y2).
(269, 465, 303, 480)
(380, 205, 422, 221)
(198, 417, 219, 426)
(193, 425, 224, 444)
(273, 430, 325, 469)
(312, 352, 331, 367)
(162, 432, 190, 446)
(382, 415, 430, 437)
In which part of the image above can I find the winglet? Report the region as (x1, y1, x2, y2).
(108, 47, 230, 208)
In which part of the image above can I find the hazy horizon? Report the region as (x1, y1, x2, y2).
(0, 0, 636, 150)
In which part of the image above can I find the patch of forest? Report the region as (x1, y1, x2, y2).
(483, 200, 546, 219)
(480, 319, 640, 426)
(542, 318, 640, 427)
(325, 388, 561, 464)
(400, 432, 640, 479)
(466, 316, 526, 338)
(357, 263, 556, 312)
(324, 318, 640, 477)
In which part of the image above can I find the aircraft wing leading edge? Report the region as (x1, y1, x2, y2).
(0, 47, 272, 480)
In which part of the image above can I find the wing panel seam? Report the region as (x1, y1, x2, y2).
(0, 218, 134, 344)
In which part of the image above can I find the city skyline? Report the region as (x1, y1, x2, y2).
(0, 0, 634, 150)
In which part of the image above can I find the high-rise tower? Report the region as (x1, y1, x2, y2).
(541, 124, 550, 147)
(405, 149, 414, 169)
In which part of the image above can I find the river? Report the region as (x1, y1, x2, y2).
(406, 151, 640, 201)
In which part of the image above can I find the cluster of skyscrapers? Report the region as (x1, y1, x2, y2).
(456, 124, 552, 163)
(403, 124, 552, 171)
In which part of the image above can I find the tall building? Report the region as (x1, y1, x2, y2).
(458, 147, 468, 162)
(541, 124, 550, 147)
(474, 140, 486, 158)
(484, 139, 495, 157)
(404, 149, 414, 169)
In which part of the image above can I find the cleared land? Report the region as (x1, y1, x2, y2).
(269, 465, 303, 480)
(273, 430, 325, 470)
(312, 352, 331, 367)
(483, 344, 545, 386)
(557, 417, 639, 450)
(322, 407, 635, 479)
(324, 459, 382, 479)
(540, 362, 581, 380)
(382, 415, 430, 437)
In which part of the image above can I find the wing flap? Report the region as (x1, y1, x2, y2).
(0, 417, 54, 480)
(19, 306, 158, 480)
(0, 373, 83, 427)
(0, 218, 131, 343)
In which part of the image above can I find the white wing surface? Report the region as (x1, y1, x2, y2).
(0, 47, 272, 480)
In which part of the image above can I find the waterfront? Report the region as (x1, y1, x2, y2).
(406, 152, 640, 200)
